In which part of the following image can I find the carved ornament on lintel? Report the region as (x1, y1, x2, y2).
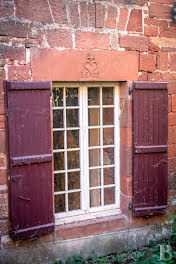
(81, 53, 100, 79)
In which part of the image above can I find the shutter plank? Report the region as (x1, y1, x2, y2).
(10, 154, 52, 166)
(134, 145, 167, 153)
(5, 81, 54, 240)
(132, 82, 168, 217)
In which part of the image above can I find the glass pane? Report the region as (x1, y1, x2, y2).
(66, 109, 79, 127)
(53, 131, 64, 149)
(102, 87, 113, 105)
(103, 108, 114, 125)
(52, 87, 63, 107)
(54, 173, 65, 192)
(54, 152, 64, 170)
(67, 150, 80, 169)
(89, 169, 101, 187)
(67, 130, 79, 149)
(89, 128, 100, 146)
(53, 110, 63, 128)
(68, 192, 80, 211)
(88, 87, 100, 105)
(90, 189, 101, 207)
(66, 87, 79, 106)
(104, 187, 115, 205)
(104, 167, 114, 185)
(55, 194, 65, 213)
(88, 108, 100, 126)
(89, 149, 100, 167)
(68, 171, 80, 190)
(103, 127, 114, 145)
(103, 148, 114, 165)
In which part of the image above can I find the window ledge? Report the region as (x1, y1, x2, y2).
(55, 213, 128, 240)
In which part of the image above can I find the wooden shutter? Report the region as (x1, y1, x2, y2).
(5, 81, 54, 240)
(132, 82, 168, 217)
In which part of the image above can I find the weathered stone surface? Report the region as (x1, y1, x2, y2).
(0, 193, 8, 218)
(0, 169, 7, 185)
(68, 2, 79, 28)
(88, 3, 95, 27)
(105, 6, 117, 29)
(56, 215, 127, 240)
(0, 45, 25, 61)
(110, 32, 119, 50)
(120, 176, 132, 196)
(0, 224, 172, 264)
(140, 53, 156, 72)
(0, 1, 14, 18)
(8, 65, 31, 81)
(144, 26, 158, 37)
(0, 18, 29, 38)
(45, 30, 72, 48)
(150, 0, 175, 5)
(170, 53, 176, 72)
(173, 126, 176, 144)
(119, 35, 149, 51)
(14, 0, 53, 24)
(0, 129, 6, 154)
(168, 81, 176, 94)
(160, 27, 176, 39)
(127, 9, 142, 32)
(172, 94, 176, 112)
(169, 145, 176, 157)
(120, 147, 132, 177)
(149, 3, 172, 19)
(80, 2, 88, 27)
(95, 4, 105, 28)
(120, 128, 132, 147)
(150, 37, 176, 48)
(75, 31, 110, 49)
(162, 72, 176, 80)
(148, 72, 162, 81)
(138, 72, 148, 81)
(117, 8, 128, 30)
(169, 113, 176, 125)
(114, 0, 147, 5)
(0, 219, 8, 236)
(157, 52, 168, 71)
(0, 114, 5, 129)
(49, 0, 67, 24)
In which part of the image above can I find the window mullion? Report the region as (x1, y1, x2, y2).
(114, 85, 120, 207)
(81, 85, 89, 212)
(63, 87, 68, 212)
(100, 86, 104, 207)
(79, 86, 84, 211)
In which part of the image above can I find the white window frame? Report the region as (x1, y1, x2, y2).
(52, 82, 121, 225)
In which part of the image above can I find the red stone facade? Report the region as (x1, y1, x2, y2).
(0, 0, 176, 250)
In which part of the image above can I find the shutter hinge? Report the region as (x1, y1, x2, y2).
(128, 85, 134, 94)
(129, 83, 134, 95)
(128, 203, 133, 210)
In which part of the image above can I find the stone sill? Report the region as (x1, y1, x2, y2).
(55, 213, 128, 240)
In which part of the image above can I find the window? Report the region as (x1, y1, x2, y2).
(5, 80, 168, 240)
(52, 82, 120, 223)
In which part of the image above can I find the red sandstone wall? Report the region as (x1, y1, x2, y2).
(0, 0, 176, 246)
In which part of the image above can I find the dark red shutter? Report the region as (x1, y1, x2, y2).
(132, 82, 168, 217)
(5, 81, 54, 240)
